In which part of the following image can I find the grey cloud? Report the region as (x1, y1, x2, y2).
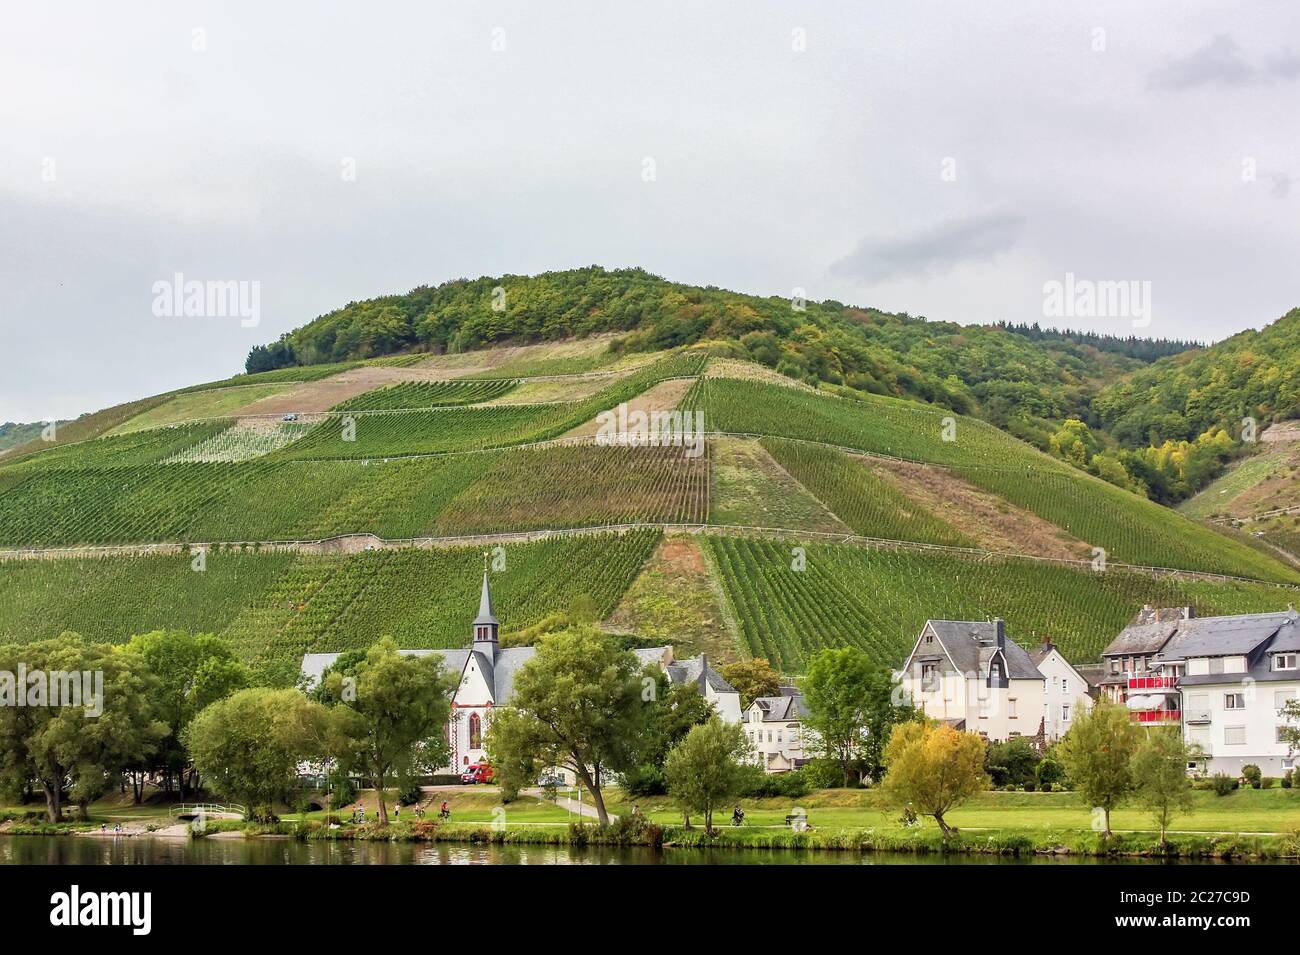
(829, 214, 1024, 285)
(1149, 34, 1300, 90)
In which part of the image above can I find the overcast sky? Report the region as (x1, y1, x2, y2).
(2, 1, 1298, 422)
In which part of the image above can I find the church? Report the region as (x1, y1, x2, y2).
(300, 570, 741, 775)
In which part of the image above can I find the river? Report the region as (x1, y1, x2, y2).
(0, 835, 1203, 865)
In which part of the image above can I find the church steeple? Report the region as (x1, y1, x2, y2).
(471, 557, 499, 656)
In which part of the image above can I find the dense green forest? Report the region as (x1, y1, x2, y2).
(243, 267, 1296, 506)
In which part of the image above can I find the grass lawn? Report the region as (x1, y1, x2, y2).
(109, 384, 294, 434)
(286, 788, 575, 825)
(607, 787, 1300, 836)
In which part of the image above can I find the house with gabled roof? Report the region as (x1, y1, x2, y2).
(1026, 640, 1095, 740)
(300, 570, 740, 775)
(742, 689, 811, 773)
(897, 618, 1046, 742)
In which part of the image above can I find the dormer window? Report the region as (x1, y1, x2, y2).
(1275, 654, 1297, 671)
(990, 663, 1001, 681)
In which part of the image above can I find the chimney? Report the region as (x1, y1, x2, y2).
(1041, 638, 1054, 653)
(994, 617, 1006, 650)
(1183, 606, 1195, 620)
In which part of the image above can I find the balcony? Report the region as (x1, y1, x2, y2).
(1127, 675, 1178, 690)
(1184, 709, 1211, 725)
(1131, 709, 1182, 724)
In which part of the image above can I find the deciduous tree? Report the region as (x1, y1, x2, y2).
(1131, 727, 1194, 845)
(1057, 698, 1141, 837)
(664, 718, 751, 834)
(882, 721, 987, 837)
(486, 626, 653, 826)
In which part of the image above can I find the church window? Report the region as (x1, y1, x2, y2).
(469, 712, 482, 749)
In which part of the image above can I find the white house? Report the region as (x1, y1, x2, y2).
(1149, 609, 1300, 777)
(898, 618, 1046, 743)
(742, 688, 811, 773)
(1026, 640, 1095, 741)
(300, 571, 741, 775)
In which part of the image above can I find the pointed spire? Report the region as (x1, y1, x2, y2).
(473, 569, 498, 627)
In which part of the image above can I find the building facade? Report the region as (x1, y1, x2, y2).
(1027, 641, 1095, 740)
(898, 619, 1046, 742)
(743, 689, 811, 773)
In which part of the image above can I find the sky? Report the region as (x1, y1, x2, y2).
(2, 1, 1298, 422)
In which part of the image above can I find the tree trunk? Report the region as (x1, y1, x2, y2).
(1103, 807, 1112, 838)
(571, 763, 608, 827)
(704, 808, 713, 836)
(934, 812, 956, 838)
(375, 770, 388, 826)
(41, 780, 62, 824)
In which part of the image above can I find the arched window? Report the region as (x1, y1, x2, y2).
(468, 712, 482, 749)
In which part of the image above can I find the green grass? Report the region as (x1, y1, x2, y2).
(708, 439, 847, 533)
(706, 535, 1295, 670)
(608, 787, 1300, 836)
(109, 385, 294, 434)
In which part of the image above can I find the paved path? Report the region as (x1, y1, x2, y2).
(522, 787, 613, 822)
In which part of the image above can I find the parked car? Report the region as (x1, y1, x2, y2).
(536, 772, 565, 788)
(282, 413, 298, 421)
(461, 763, 494, 785)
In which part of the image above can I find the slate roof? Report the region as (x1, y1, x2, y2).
(918, 620, 1043, 680)
(1154, 609, 1300, 686)
(1101, 606, 1191, 658)
(665, 655, 737, 693)
(751, 694, 810, 721)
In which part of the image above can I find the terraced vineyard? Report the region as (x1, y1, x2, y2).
(333, 378, 519, 411)
(685, 377, 1297, 583)
(0, 530, 661, 685)
(4, 337, 1299, 682)
(707, 535, 1295, 671)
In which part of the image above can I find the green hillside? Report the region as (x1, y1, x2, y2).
(3, 314, 1298, 682)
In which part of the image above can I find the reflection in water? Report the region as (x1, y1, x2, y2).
(0, 834, 1201, 866)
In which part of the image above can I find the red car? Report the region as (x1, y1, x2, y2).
(460, 763, 494, 785)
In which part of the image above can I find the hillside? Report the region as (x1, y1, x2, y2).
(247, 267, 1198, 446)
(2, 337, 1298, 681)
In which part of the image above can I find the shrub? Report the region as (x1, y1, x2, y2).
(328, 769, 357, 807)
(1242, 764, 1262, 789)
(620, 764, 667, 798)
(1036, 756, 1065, 790)
(737, 766, 810, 798)
(802, 759, 843, 790)
(1260, 777, 1277, 790)
(1212, 773, 1237, 796)
(397, 780, 423, 806)
(1282, 770, 1293, 789)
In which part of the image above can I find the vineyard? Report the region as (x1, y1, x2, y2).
(760, 438, 972, 547)
(0, 530, 662, 686)
(4, 338, 1300, 682)
(706, 535, 1295, 671)
(332, 378, 520, 411)
(684, 377, 1297, 583)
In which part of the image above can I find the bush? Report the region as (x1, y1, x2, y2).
(1282, 770, 1293, 789)
(620, 764, 667, 798)
(801, 759, 843, 790)
(1242, 764, 1262, 789)
(1036, 757, 1065, 790)
(1260, 777, 1277, 790)
(1212, 773, 1237, 796)
(397, 780, 423, 806)
(738, 767, 809, 798)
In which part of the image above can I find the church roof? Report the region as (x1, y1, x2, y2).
(473, 572, 499, 627)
